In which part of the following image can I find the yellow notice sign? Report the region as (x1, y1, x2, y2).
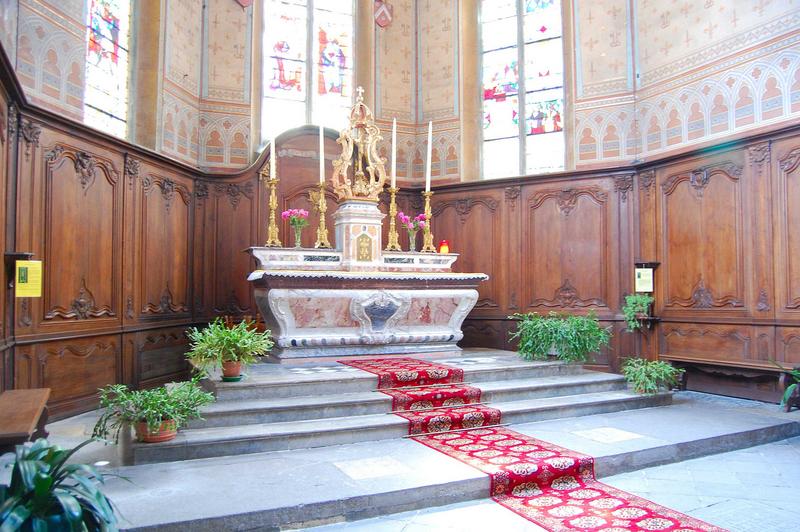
(15, 260, 42, 298)
(634, 267, 654, 293)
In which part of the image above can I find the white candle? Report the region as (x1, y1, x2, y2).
(391, 118, 397, 189)
(425, 121, 432, 192)
(319, 125, 325, 184)
(270, 135, 277, 180)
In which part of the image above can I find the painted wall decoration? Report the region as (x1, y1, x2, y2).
(573, 0, 800, 168)
(0, 0, 18, 65)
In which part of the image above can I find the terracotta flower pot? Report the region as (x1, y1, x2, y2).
(135, 419, 177, 443)
(222, 360, 243, 382)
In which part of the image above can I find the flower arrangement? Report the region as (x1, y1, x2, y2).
(398, 211, 426, 251)
(282, 208, 309, 247)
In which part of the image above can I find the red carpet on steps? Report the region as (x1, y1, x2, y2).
(339, 356, 728, 532)
(338, 357, 464, 387)
(380, 383, 483, 411)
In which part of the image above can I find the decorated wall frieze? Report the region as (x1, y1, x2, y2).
(46, 342, 114, 359)
(661, 162, 743, 197)
(779, 146, 800, 173)
(44, 145, 119, 190)
(433, 196, 498, 222)
(143, 175, 192, 211)
(143, 285, 188, 314)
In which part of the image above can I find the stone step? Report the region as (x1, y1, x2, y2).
(190, 371, 628, 428)
(104, 393, 800, 531)
(208, 358, 583, 401)
(131, 389, 667, 464)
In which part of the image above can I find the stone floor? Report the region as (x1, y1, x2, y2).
(304, 436, 800, 531)
(23, 391, 799, 530)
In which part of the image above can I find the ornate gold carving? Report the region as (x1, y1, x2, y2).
(331, 87, 388, 202)
(385, 186, 401, 251)
(259, 165, 281, 247)
(309, 182, 332, 248)
(421, 191, 436, 252)
(356, 233, 373, 261)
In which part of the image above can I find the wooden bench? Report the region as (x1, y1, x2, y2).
(0, 389, 51, 454)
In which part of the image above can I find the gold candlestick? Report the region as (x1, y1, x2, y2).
(310, 182, 332, 248)
(385, 186, 401, 251)
(260, 165, 282, 247)
(421, 190, 436, 252)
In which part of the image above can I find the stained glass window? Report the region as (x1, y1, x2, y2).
(262, 0, 354, 142)
(482, 0, 565, 178)
(84, 0, 131, 138)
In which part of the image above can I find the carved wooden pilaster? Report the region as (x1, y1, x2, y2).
(19, 119, 41, 161)
(614, 174, 634, 202)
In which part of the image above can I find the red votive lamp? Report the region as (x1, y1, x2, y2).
(438, 240, 450, 254)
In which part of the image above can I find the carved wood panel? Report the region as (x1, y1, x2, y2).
(128, 327, 191, 388)
(774, 142, 800, 319)
(522, 182, 614, 312)
(133, 164, 193, 321)
(659, 323, 757, 365)
(432, 191, 503, 314)
(658, 161, 747, 315)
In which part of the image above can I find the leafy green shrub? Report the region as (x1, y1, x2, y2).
(622, 358, 684, 394)
(773, 362, 800, 407)
(622, 294, 654, 331)
(186, 317, 274, 374)
(0, 439, 118, 530)
(93, 376, 215, 443)
(509, 311, 612, 363)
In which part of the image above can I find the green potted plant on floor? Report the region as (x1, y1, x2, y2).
(509, 311, 612, 363)
(622, 293, 655, 332)
(621, 357, 684, 394)
(0, 438, 118, 530)
(186, 317, 274, 382)
(92, 376, 215, 444)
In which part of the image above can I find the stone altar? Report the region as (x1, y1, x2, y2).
(247, 88, 486, 360)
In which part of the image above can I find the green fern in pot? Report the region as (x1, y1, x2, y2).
(509, 311, 612, 363)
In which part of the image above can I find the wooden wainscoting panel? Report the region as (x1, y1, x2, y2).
(128, 327, 191, 389)
(432, 190, 504, 315)
(657, 158, 749, 318)
(777, 327, 800, 367)
(659, 322, 759, 367)
(460, 319, 504, 349)
(133, 163, 194, 322)
(773, 141, 800, 321)
(521, 179, 616, 315)
(15, 124, 124, 338)
(34, 335, 120, 418)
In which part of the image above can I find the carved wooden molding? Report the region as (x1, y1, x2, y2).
(143, 175, 191, 211)
(529, 187, 608, 216)
(432, 196, 499, 222)
(19, 298, 31, 327)
(661, 162, 743, 197)
(747, 143, 771, 165)
(504, 186, 520, 210)
(0, 107, 5, 144)
(44, 144, 119, 191)
(531, 279, 606, 308)
(138, 332, 185, 351)
(124, 154, 141, 190)
(45, 278, 115, 320)
(195, 181, 209, 200)
(667, 278, 743, 309)
(46, 342, 114, 359)
(614, 174, 634, 202)
(779, 146, 800, 173)
(7, 104, 17, 138)
(638, 170, 656, 196)
(125, 295, 134, 319)
(142, 285, 188, 314)
(663, 326, 751, 350)
(474, 298, 499, 309)
(756, 288, 771, 312)
(213, 290, 250, 314)
(20, 119, 41, 160)
(214, 182, 254, 209)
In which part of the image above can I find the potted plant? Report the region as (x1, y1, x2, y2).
(0, 438, 118, 530)
(622, 293, 655, 331)
(774, 362, 800, 412)
(281, 208, 309, 248)
(397, 211, 427, 252)
(621, 358, 684, 394)
(509, 311, 612, 363)
(186, 317, 274, 382)
(92, 376, 215, 444)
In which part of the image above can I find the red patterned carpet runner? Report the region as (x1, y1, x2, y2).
(341, 357, 726, 531)
(381, 383, 483, 411)
(338, 357, 464, 388)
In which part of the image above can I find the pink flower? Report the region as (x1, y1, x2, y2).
(299, 209, 309, 218)
(418, 220, 426, 228)
(281, 211, 290, 220)
(416, 214, 427, 221)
